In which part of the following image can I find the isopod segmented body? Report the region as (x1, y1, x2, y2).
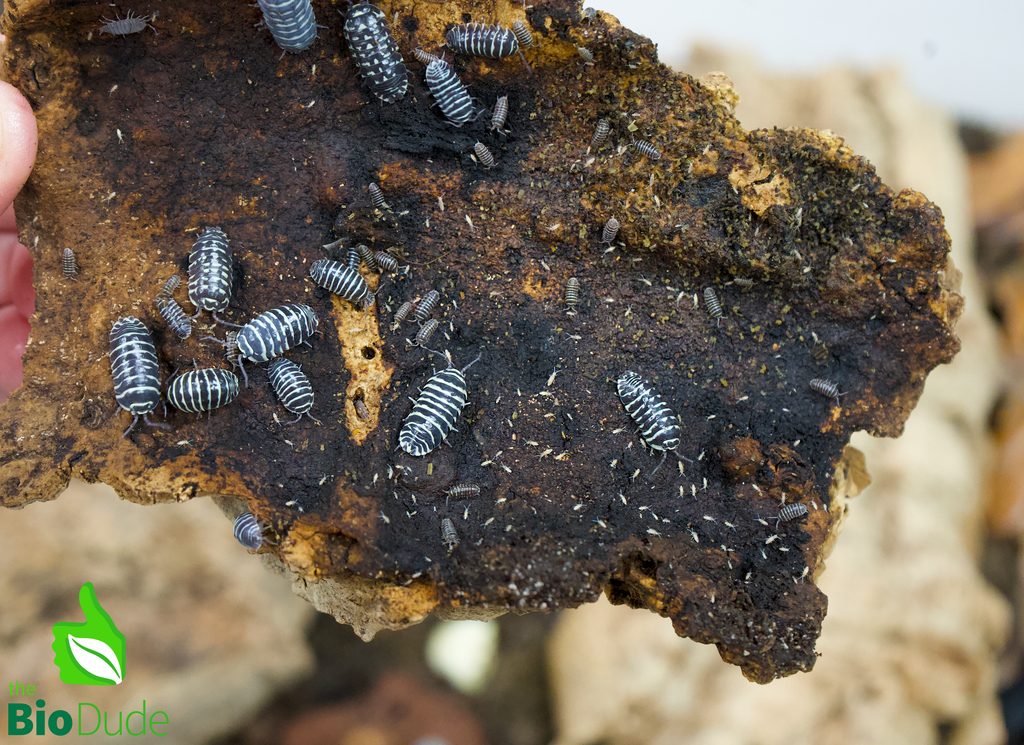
(234, 512, 269, 550)
(353, 396, 371, 420)
(167, 367, 239, 413)
(398, 352, 482, 456)
(62, 248, 79, 280)
(357, 244, 376, 270)
(577, 47, 594, 64)
(159, 275, 181, 300)
(601, 217, 620, 244)
(267, 357, 321, 424)
(590, 119, 610, 150)
(412, 47, 443, 66)
(511, 20, 533, 48)
(703, 287, 723, 324)
(415, 318, 439, 347)
(110, 317, 163, 438)
(157, 296, 193, 340)
(773, 503, 809, 526)
(257, 0, 317, 54)
(224, 331, 241, 368)
(809, 378, 841, 401)
(394, 300, 415, 324)
(490, 95, 509, 133)
(445, 484, 481, 500)
(565, 277, 581, 310)
(474, 142, 495, 168)
(630, 140, 661, 160)
(343, 2, 408, 103)
(98, 10, 156, 36)
(734, 278, 754, 287)
(344, 244, 362, 268)
(413, 290, 440, 322)
(374, 251, 400, 273)
(441, 517, 460, 550)
(310, 259, 373, 308)
(617, 371, 683, 473)
(445, 23, 519, 59)
(188, 227, 236, 326)
(369, 183, 388, 210)
(236, 302, 319, 373)
(425, 59, 479, 126)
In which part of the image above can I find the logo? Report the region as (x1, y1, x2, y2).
(51, 583, 125, 686)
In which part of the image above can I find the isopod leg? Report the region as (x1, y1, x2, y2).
(212, 312, 243, 328)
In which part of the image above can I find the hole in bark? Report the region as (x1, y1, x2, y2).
(362, 346, 376, 359)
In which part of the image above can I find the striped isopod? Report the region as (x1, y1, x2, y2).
(601, 217, 620, 244)
(445, 484, 481, 500)
(62, 248, 79, 280)
(110, 317, 164, 438)
(357, 244, 377, 270)
(310, 259, 373, 308)
(445, 23, 519, 59)
(394, 301, 415, 324)
(369, 183, 388, 210)
(490, 95, 509, 133)
(413, 290, 441, 322)
(98, 10, 156, 36)
(343, 2, 408, 103)
(224, 331, 241, 368)
(703, 287, 723, 324)
(441, 517, 460, 550)
(565, 277, 581, 310)
(630, 140, 661, 160)
(617, 370, 683, 474)
(159, 274, 181, 300)
(474, 142, 495, 168)
(267, 357, 321, 424)
(344, 244, 362, 268)
(374, 251, 400, 273)
(235, 302, 319, 386)
(156, 296, 193, 340)
(590, 119, 610, 150)
(809, 378, 841, 401)
(772, 503, 809, 526)
(512, 20, 534, 48)
(257, 0, 317, 54)
(188, 227, 237, 326)
(167, 366, 239, 413)
(412, 47, 443, 66)
(233, 512, 269, 550)
(398, 351, 482, 456)
(734, 278, 754, 287)
(577, 47, 595, 64)
(353, 396, 371, 420)
(425, 59, 479, 126)
(415, 318, 439, 347)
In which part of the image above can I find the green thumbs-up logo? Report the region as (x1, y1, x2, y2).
(51, 583, 126, 685)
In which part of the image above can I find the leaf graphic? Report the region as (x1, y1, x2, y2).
(68, 634, 123, 684)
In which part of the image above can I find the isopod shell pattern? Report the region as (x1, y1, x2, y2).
(343, 2, 408, 103)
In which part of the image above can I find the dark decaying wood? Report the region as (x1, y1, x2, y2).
(0, 0, 960, 682)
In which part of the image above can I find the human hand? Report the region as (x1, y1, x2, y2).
(0, 80, 40, 403)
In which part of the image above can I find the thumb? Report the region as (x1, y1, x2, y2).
(0, 80, 37, 210)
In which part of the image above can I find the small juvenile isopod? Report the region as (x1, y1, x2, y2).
(630, 140, 661, 160)
(267, 357, 321, 424)
(310, 259, 374, 309)
(224, 330, 241, 368)
(565, 277, 581, 310)
(577, 46, 595, 64)
(601, 217, 620, 244)
(772, 503, 809, 526)
(110, 316, 165, 438)
(159, 274, 181, 299)
(413, 290, 441, 322)
(394, 300, 415, 324)
(343, 2, 408, 103)
(734, 278, 754, 287)
(617, 370, 685, 474)
(445, 23, 519, 59)
(257, 0, 317, 54)
(398, 350, 482, 456)
(590, 119, 610, 150)
(441, 517, 460, 550)
(415, 318, 439, 347)
(412, 47, 444, 65)
(234, 512, 270, 550)
(62, 248, 79, 280)
(474, 142, 495, 168)
(345, 244, 362, 268)
(490, 95, 509, 133)
(167, 366, 240, 413)
(369, 183, 388, 210)
(374, 251, 400, 273)
(445, 484, 481, 500)
(357, 244, 377, 270)
(353, 396, 371, 420)
(425, 59, 480, 127)
(703, 287, 723, 324)
(511, 20, 534, 48)
(156, 296, 193, 340)
(98, 10, 157, 36)
(809, 378, 841, 402)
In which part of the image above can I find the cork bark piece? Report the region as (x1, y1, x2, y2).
(0, 0, 961, 681)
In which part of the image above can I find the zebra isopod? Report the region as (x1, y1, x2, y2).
(159, 274, 181, 299)
(617, 370, 684, 474)
(257, 0, 317, 54)
(703, 287, 723, 324)
(490, 95, 509, 133)
(62, 248, 79, 280)
(374, 251, 400, 273)
(415, 318, 439, 347)
(412, 47, 443, 65)
(98, 10, 156, 36)
(357, 244, 377, 270)
(398, 352, 482, 456)
(441, 517, 460, 550)
(565, 277, 581, 310)
(630, 140, 661, 160)
(425, 59, 479, 126)
(344, 244, 362, 268)
(224, 331, 241, 368)
(394, 300, 415, 324)
(310, 259, 373, 309)
(445, 484, 481, 500)
(156, 296, 193, 340)
(110, 317, 164, 438)
(474, 142, 495, 168)
(167, 366, 239, 413)
(343, 2, 408, 103)
(369, 183, 388, 210)
(268, 357, 321, 424)
(233, 512, 269, 550)
(590, 119, 610, 150)
(234, 303, 319, 386)
(413, 290, 440, 322)
(188, 227, 237, 326)
(511, 20, 534, 48)
(809, 378, 841, 401)
(774, 503, 809, 525)
(445, 23, 519, 59)
(601, 217, 620, 244)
